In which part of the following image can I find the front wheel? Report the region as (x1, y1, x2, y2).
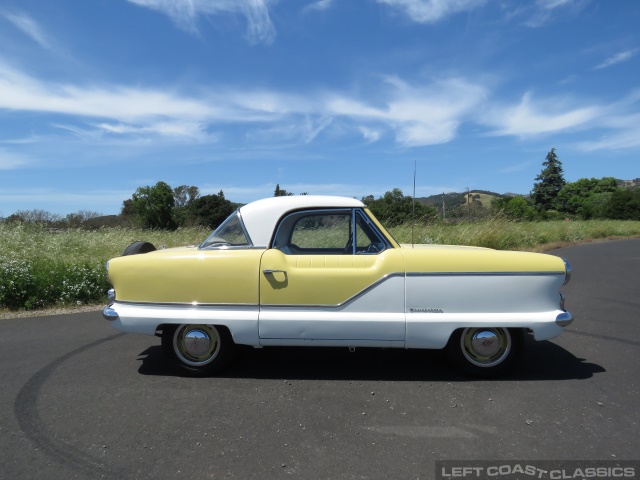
(161, 324, 235, 376)
(446, 327, 523, 378)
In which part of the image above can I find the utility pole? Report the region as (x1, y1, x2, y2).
(466, 187, 471, 221)
(442, 192, 446, 221)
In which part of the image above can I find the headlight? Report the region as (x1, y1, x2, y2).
(562, 258, 571, 285)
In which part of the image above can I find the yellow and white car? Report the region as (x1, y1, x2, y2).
(103, 195, 573, 377)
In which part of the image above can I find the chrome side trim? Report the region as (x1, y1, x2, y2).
(406, 271, 566, 277)
(201, 245, 266, 251)
(112, 300, 259, 307)
(555, 311, 573, 327)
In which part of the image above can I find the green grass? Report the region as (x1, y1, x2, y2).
(1, 219, 639, 311)
(0, 224, 208, 310)
(391, 218, 640, 251)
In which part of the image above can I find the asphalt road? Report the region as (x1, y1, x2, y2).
(1, 239, 639, 480)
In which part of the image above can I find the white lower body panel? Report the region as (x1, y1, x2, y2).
(406, 311, 565, 349)
(108, 303, 260, 346)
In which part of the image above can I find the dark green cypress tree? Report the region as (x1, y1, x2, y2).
(531, 148, 566, 211)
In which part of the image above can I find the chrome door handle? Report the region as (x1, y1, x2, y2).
(263, 269, 286, 275)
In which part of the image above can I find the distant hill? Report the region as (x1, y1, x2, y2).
(417, 190, 504, 210)
(416, 190, 506, 218)
(416, 179, 639, 210)
(618, 178, 640, 190)
(417, 192, 466, 210)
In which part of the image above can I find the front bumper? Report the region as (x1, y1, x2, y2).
(103, 288, 118, 321)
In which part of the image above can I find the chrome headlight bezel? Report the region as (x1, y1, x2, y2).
(107, 288, 115, 306)
(562, 258, 571, 285)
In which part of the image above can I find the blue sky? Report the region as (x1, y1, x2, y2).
(0, 0, 639, 216)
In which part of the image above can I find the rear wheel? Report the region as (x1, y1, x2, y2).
(161, 324, 235, 376)
(446, 327, 523, 378)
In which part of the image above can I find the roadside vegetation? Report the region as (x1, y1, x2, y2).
(2, 218, 639, 312)
(2, 150, 639, 312)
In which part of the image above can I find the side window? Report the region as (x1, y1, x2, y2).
(290, 213, 350, 252)
(273, 209, 389, 255)
(354, 211, 387, 254)
(200, 212, 251, 249)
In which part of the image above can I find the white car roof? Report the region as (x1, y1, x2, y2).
(239, 195, 364, 247)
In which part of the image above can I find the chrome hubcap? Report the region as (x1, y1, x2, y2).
(174, 325, 220, 366)
(461, 328, 511, 368)
(183, 329, 212, 357)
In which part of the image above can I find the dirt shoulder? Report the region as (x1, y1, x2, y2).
(0, 304, 103, 320)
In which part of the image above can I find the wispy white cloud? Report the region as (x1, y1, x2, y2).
(306, 0, 334, 13)
(358, 126, 383, 143)
(576, 113, 640, 151)
(522, 0, 582, 27)
(303, 0, 334, 14)
(246, 116, 334, 144)
(594, 49, 639, 70)
(0, 59, 483, 147)
(127, 0, 276, 44)
(0, 148, 28, 170)
(375, 0, 486, 24)
(327, 76, 488, 146)
(0, 61, 215, 121)
(3, 59, 639, 153)
(536, 0, 574, 9)
(52, 121, 217, 144)
(483, 91, 602, 137)
(0, 11, 53, 50)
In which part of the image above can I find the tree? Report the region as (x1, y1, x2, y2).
(274, 184, 293, 197)
(579, 192, 615, 219)
(7, 209, 62, 224)
(190, 190, 235, 229)
(555, 177, 618, 216)
(492, 196, 537, 221)
(603, 189, 640, 220)
(173, 185, 200, 208)
(362, 188, 437, 226)
(65, 210, 103, 227)
(173, 185, 200, 226)
(130, 181, 176, 229)
(531, 148, 566, 211)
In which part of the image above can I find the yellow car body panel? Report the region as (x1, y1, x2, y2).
(399, 246, 566, 274)
(108, 247, 262, 305)
(259, 248, 405, 306)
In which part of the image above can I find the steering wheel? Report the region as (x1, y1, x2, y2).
(366, 242, 382, 253)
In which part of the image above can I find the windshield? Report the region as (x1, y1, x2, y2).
(200, 211, 251, 249)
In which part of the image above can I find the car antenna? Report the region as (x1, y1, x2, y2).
(412, 159, 416, 247)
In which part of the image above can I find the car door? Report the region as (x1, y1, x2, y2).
(259, 208, 406, 342)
